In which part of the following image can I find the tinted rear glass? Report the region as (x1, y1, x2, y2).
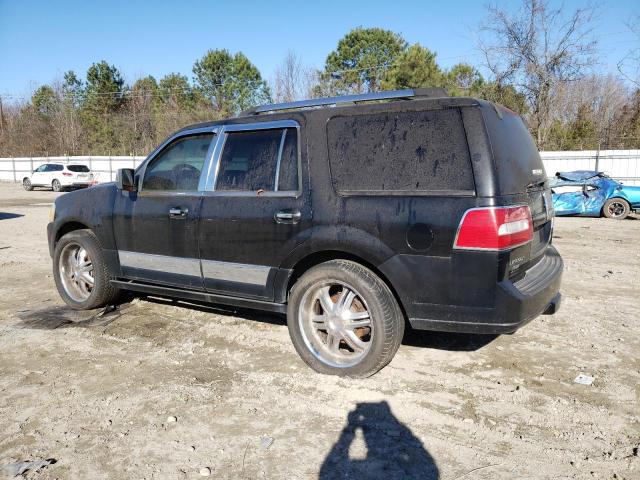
(67, 165, 90, 172)
(482, 104, 546, 194)
(327, 108, 474, 193)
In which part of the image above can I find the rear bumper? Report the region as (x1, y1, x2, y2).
(409, 246, 563, 334)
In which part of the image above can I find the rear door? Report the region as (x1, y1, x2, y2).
(197, 120, 311, 300)
(481, 103, 554, 273)
(112, 129, 216, 289)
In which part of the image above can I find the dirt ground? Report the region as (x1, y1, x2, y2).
(0, 181, 638, 480)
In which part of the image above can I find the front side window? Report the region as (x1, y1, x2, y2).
(216, 127, 299, 192)
(34, 165, 47, 172)
(143, 133, 214, 191)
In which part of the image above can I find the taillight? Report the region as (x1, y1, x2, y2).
(453, 206, 533, 251)
(62, 172, 72, 177)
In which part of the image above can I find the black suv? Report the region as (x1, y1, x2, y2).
(47, 89, 562, 377)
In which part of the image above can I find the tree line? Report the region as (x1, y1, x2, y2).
(0, 0, 638, 157)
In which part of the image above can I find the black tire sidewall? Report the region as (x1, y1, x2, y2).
(53, 230, 111, 310)
(287, 260, 403, 377)
(603, 198, 629, 219)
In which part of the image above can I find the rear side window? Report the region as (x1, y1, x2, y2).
(482, 105, 546, 194)
(67, 165, 90, 172)
(48, 164, 64, 172)
(327, 109, 474, 193)
(216, 127, 299, 192)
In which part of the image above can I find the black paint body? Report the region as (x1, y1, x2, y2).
(47, 97, 562, 333)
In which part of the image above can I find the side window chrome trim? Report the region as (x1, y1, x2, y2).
(204, 120, 301, 194)
(137, 127, 219, 194)
(274, 129, 287, 191)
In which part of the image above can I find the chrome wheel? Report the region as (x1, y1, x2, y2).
(59, 242, 94, 302)
(607, 201, 626, 218)
(298, 281, 373, 368)
(23, 179, 31, 190)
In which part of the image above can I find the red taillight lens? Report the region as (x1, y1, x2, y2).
(62, 172, 72, 177)
(453, 206, 533, 251)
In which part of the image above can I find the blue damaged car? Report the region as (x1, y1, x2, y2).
(550, 170, 640, 220)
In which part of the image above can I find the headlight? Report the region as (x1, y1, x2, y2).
(48, 203, 56, 222)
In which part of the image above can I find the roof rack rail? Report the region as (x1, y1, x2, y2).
(241, 88, 448, 116)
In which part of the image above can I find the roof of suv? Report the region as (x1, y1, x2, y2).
(175, 91, 483, 135)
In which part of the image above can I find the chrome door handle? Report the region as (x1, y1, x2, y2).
(169, 207, 188, 218)
(275, 210, 301, 224)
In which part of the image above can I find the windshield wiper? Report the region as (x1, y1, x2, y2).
(525, 180, 546, 190)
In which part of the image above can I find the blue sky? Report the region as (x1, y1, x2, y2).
(0, 0, 638, 99)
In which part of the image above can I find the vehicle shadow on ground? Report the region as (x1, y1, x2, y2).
(319, 401, 439, 480)
(140, 296, 287, 326)
(14, 296, 496, 353)
(142, 296, 497, 352)
(402, 327, 498, 352)
(0, 212, 24, 220)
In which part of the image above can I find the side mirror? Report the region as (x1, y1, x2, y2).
(116, 168, 137, 192)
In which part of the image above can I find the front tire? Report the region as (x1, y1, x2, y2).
(287, 260, 404, 377)
(23, 178, 33, 191)
(52, 179, 62, 192)
(603, 198, 630, 219)
(53, 229, 119, 310)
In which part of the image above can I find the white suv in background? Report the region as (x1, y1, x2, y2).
(23, 163, 93, 192)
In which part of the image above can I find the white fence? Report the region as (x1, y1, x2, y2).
(0, 156, 146, 183)
(1, 150, 639, 185)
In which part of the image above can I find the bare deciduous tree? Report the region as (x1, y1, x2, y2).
(273, 51, 308, 103)
(479, 0, 598, 147)
(617, 16, 640, 86)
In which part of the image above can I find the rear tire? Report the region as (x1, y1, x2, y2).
(52, 179, 62, 192)
(53, 229, 119, 310)
(602, 198, 630, 219)
(23, 178, 33, 191)
(287, 260, 404, 377)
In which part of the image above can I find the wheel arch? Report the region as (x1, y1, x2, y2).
(601, 196, 630, 217)
(285, 249, 408, 322)
(54, 221, 92, 246)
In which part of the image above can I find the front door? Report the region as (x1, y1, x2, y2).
(30, 164, 49, 186)
(112, 130, 216, 289)
(197, 121, 311, 300)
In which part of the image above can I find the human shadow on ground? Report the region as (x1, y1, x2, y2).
(319, 401, 439, 480)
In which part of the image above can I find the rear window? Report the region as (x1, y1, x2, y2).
(327, 108, 474, 193)
(67, 165, 90, 172)
(482, 104, 546, 194)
